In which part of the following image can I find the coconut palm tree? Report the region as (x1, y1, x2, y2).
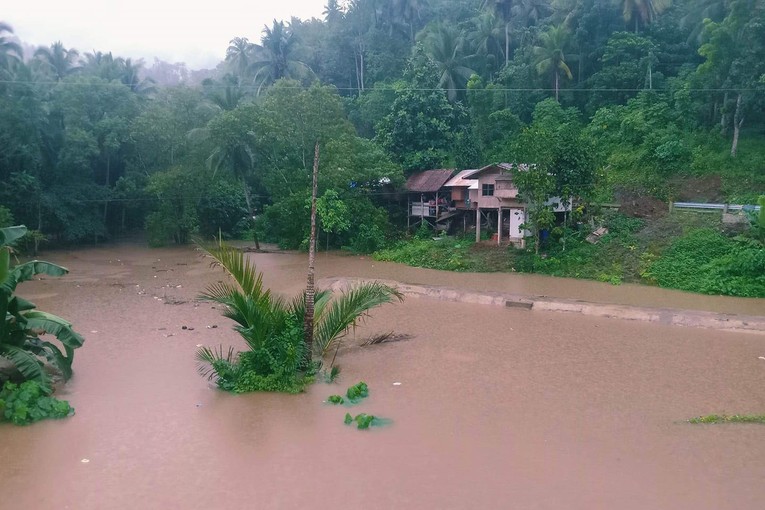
(0, 22, 22, 69)
(384, 0, 427, 41)
(249, 20, 313, 94)
(481, 0, 516, 66)
(420, 24, 476, 102)
(83, 51, 123, 80)
(619, 0, 671, 33)
(225, 37, 255, 79)
(34, 41, 81, 81)
(194, 241, 403, 391)
(533, 24, 576, 102)
(323, 0, 345, 23)
(468, 12, 505, 77)
(512, 0, 553, 28)
(121, 58, 156, 95)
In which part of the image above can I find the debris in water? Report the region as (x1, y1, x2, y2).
(81, 459, 90, 463)
(362, 332, 413, 346)
(393, 382, 402, 386)
(196, 344, 203, 348)
(759, 357, 765, 360)
(182, 326, 188, 330)
(90, 330, 98, 334)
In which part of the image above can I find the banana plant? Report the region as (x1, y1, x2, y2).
(1, 226, 84, 391)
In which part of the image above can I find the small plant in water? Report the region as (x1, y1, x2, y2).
(688, 414, 765, 424)
(0, 380, 74, 426)
(344, 412, 386, 430)
(327, 395, 344, 405)
(346, 381, 369, 403)
(322, 365, 341, 383)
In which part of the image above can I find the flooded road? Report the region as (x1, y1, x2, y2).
(1, 243, 764, 509)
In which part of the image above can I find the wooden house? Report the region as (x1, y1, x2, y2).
(444, 163, 530, 245)
(405, 169, 454, 228)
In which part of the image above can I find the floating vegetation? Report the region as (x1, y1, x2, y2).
(688, 414, 765, 424)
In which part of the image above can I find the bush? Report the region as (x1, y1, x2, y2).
(196, 180, 248, 239)
(645, 229, 765, 297)
(0, 380, 74, 426)
(0, 206, 13, 228)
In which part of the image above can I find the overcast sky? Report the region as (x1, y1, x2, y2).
(4, 1, 326, 69)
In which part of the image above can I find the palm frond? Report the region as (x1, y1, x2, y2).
(195, 345, 237, 380)
(314, 282, 403, 356)
(197, 242, 268, 300)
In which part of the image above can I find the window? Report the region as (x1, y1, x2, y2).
(481, 183, 494, 196)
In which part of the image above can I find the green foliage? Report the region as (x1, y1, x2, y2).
(322, 365, 341, 383)
(145, 167, 203, 246)
(0, 206, 13, 228)
(346, 381, 369, 403)
(375, 48, 465, 173)
(0, 380, 74, 426)
(344, 412, 387, 430)
(196, 180, 248, 239)
(645, 228, 765, 297)
(375, 237, 494, 272)
(1, 226, 84, 391)
(689, 414, 765, 425)
(195, 242, 402, 393)
(327, 395, 344, 404)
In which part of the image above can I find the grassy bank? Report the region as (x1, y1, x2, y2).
(373, 212, 765, 298)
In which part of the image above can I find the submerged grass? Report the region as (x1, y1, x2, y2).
(688, 414, 765, 425)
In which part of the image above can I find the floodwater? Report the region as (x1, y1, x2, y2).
(1, 243, 764, 510)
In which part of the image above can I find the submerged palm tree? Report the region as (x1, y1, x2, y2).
(195, 242, 403, 389)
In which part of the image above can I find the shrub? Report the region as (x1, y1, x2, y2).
(0, 380, 74, 426)
(645, 229, 765, 297)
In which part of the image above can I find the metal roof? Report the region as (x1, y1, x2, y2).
(444, 169, 480, 188)
(405, 169, 455, 193)
(469, 162, 531, 178)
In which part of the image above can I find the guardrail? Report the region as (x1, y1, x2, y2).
(671, 202, 761, 212)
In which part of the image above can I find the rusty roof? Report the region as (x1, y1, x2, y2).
(444, 169, 480, 187)
(405, 169, 455, 192)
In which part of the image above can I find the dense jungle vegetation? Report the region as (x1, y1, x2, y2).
(1, 0, 764, 295)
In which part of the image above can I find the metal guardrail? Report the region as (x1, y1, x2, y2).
(672, 202, 761, 212)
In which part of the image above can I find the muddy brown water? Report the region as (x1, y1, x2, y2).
(1, 243, 764, 510)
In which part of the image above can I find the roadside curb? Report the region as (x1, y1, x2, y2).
(320, 277, 765, 335)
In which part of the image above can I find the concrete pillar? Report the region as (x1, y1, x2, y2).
(498, 207, 502, 245)
(475, 207, 481, 242)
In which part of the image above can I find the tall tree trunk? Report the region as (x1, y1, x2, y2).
(721, 92, 729, 134)
(555, 71, 559, 102)
(359, 46, 365, 91)
(103, 154, 110, 224)
(731, 93, 744, 158)
(505, 23, 510, 67)
(304, 141, 320, 359)
(241, 180, 261, 250)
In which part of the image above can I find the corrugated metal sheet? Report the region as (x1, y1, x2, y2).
(405, 169, 455, 192)
(444, 169, 480, 187)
